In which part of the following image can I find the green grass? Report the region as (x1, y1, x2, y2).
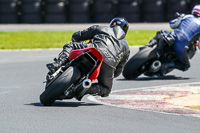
(126, 30, 157, 46)
(0, 30, 157, 49)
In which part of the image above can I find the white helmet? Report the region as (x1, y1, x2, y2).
(192, 5, 200, 17)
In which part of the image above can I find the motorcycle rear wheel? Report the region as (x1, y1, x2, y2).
(123, 47, 157, 80)
(40, 66, 81, 106)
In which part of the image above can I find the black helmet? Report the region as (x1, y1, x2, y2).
(109, 17, 129, 35)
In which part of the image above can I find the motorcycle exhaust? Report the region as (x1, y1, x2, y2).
(150, 60, 161, 72)
(82, 79, 92, 89)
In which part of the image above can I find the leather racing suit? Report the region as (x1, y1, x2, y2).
(169, 14, 200, 71)
(61, 25, 130, 97)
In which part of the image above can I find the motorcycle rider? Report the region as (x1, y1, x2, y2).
(145, 5, 200, 75)
(47, 17, 130, 98)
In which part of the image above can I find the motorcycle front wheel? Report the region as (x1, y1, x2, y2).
(40, 66, 81, 106)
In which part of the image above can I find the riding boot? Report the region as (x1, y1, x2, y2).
(46, 51, 69, 74)
(87, 85, 101, 96)
(160, 61, 190, 76)
(75, 84, 101, 100)
(86, 83, 110, 97)
(160, 62, 175, 76)
(173, 62, 190, 71)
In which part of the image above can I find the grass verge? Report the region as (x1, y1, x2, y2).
(0, 30, 157, 49)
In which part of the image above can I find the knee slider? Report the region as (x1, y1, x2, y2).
(100, 88, 111, 97)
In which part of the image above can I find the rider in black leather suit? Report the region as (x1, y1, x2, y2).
(47, 17, 130, 97)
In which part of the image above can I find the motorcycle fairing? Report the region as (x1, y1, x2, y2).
(68, 47, 103, 81)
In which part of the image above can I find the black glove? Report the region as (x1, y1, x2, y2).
(147, 39, 157, 47)
(140, 39, 157, 50)
(71, 38, 75, 42)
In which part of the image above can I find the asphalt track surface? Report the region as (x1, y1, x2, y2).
(1, 24, 200, 133)
(1, 47, 200, 133)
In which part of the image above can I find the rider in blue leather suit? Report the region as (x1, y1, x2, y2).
(147, 5, 200, 75)
(169, 5, 200, 71)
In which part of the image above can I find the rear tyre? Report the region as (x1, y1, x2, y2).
(123, 47, 157, 80)
(40, 66, 81, 106)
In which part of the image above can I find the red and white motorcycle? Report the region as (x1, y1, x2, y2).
(40, 47, 103, 106)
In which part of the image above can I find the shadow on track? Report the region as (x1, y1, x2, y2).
(26, 101, 102, 107)
(117, 75, 190, 81)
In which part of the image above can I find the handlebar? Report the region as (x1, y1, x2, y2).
(175, 12, 181, 18)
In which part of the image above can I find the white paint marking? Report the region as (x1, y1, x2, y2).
(106, 95, 169, 100)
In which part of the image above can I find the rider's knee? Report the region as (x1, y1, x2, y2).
(89, 83, 111, 97)
(183, 64, 190, 71)
(100, 88, 111, 97)
(178, 63, 190, 71)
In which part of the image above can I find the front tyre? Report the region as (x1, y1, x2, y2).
(40, 66, 81, 106)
